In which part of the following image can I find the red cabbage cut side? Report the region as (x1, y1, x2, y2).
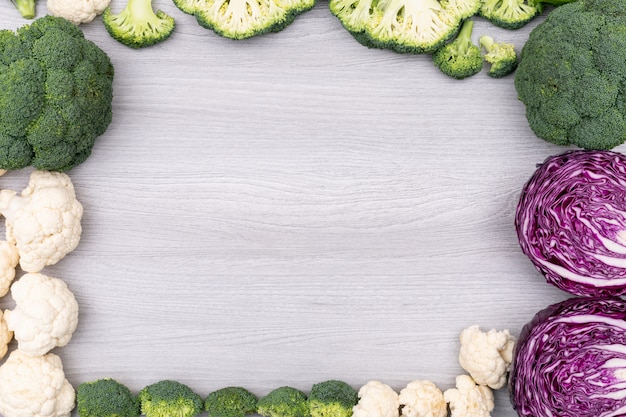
(510, 297, 626, 417)
(515, 150, 626, 297)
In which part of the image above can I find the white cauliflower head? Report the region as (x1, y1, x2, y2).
(458, 325, 516, 389)
(0, 170, 83, 273)
(353, 381, 400, 417)
(46, 0, 111, 24)
(443, 375, 494, 417)
(0, 240, 19, 297)
(4, 273, 79, 357)
(0, 349, 75, 417)
(0, 310, 12, 359)
(399, 380, 446, 417)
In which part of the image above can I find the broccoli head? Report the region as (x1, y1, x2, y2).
(173, 0, 315, 40)
(308, 380, 358, 417)
(205, 387, 258, 417)
(9, 0, 36, 19)
(0, 16, 114, 172)
(138, 380, 204, 417)
(257, 386, 310, 417)
(76, 378, 141, 417)
(479, 35, 517, 78)
(432, 19, 482, 79)
(514, 0, 626, 150)
(103, 0, 175, 49)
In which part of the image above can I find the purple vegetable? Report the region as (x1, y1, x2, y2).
(515, 150, 626, 297)
(509, 297, 626, 417)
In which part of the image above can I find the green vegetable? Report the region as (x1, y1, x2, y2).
(478, 0, 576, 30)
(479, 35, 517, 78)
(257, 386, 310, 417)
(138, 380, 204, 417)
(205, 387, 258, 417)
(103, 0, 175, 49)
(9, 0, 36, 19)
(76, 379, 141, 417)
(308, 380, 358, 417)
(0, 15, 114, 172)
(514, 0, 626, 150)
(329, 0, 480, 54)
(432, 20, 482, 80)
(173, 0, 315, 40)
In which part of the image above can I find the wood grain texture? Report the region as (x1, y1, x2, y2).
(1, 2, 620, 416)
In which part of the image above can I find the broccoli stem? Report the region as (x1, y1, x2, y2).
(11, 0, 36, 18)
(454, 19, 474, 53)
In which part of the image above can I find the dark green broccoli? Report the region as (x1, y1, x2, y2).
(308, 380, 358, 417)
(0, 15, 114, 172)
(103, 0, 175, 49)
(432, 19, 482, 79)
(205, 387, 258, 417)
(76, 379, 141, 417)
(479, 0, 577, 30)
(479, 35, 517, 78)
(9, 0, 36, 19)
(138, 380, 204, 417)
(257, 386, 310, 417)
(514, 0, 626, 150)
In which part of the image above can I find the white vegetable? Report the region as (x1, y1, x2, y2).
(0, 241, 19, 297)
(458, 325, 516, 389)
(0, 349, 75, 417)
(0, 170, 83, 273)
(353, 381, 400, 417)
(46, 0, 111, 24)
(399, 380, 446, 417)
(0, 311, 12, 359)
(4, 273, 79, 357)
(443, 375, 494, 417)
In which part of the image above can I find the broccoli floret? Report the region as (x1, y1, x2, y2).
(173, 0, 315, 40)
(308, 380, 358, 417)
(205, 387, 258, 417)
(76, 379, 141, 417)
(138, 380, 204, 417)
(479, 0, 577, 29)
(0, 16, 114, 172)
(432, 19, 482, 79)
(479, 35, 517, 78)
(10, 0, 36, 19)
(103, 0, 175, 49)
(514, 0, 626, 150)
(257, 387, 310, 417)
(328, 0, 378, 48)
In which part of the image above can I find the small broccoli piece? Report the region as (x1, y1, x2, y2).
(257, 387, 310, 417)
(479, 35, 517, 78)
(328, 0, 378, 48)
(479, 0, 577, 29)
(103, 0, 175, 49)
(205, 387, 258, 417)
(10, 0, 36, 19)
(432, 19, 482, 79)
(138, 380, 204, 417)
(308, 380, 358, 417)
(76, 379, 141, 417)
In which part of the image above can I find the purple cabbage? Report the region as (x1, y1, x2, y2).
(509, 297, 626, 417)
(515, 150, 626, 297)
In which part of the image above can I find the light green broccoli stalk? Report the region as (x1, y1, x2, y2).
(257, 387, 309, 417)
(479, 35, 518, 78)
(138, 380, 204, 417)
(205, 387, 258, 417)
(77, 379, 141, 417)
(308, 380, 358, 417)
(103, 0, 175, 49)
(10, 0, 36, 18)
(432, 19, 482, 80)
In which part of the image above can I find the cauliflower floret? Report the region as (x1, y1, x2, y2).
(399, 381, 446, 417)
(0, 241, 19, 297)
(353, 381, 399, 417)
(0, 311, 12, 359)
(4, 273, 79, 357)
(46, 0, 111, 24)
(458, 325, 516, 389)
(443, 375, 494, 417)
(0, 170, 83, 273)
(0, 349, 75, 417)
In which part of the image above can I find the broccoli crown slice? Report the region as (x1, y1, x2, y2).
(514, 0, 626, 150)
(205, 387, 258, 417)
(138, 380, 204, 417)
(77, 379, 141, 417)
(103, 0, 175, 49)
(432, 19, 482, 79)
(479, 35, 517, 78)
(308, 380, 358, 417)
(478, 0, 538, 30)
(257, 387, 310, 417)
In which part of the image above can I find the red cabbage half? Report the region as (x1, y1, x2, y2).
(515, 150, 626, 297)
(509, 297, 626, 417)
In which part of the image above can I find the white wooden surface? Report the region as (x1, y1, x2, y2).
(0, 2, 614, 416)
